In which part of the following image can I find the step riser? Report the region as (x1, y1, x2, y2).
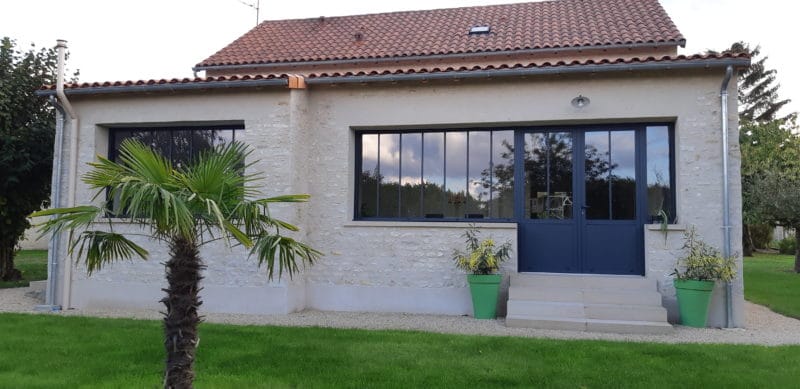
(506, 316, 674, 334)
(508, 300, 667, 322)
(508, 287, 662, 306)
(511, 274, 655, 290)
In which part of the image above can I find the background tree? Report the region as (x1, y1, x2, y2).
(740, 119, 800, 271)
(0, 37, 57, 281)
(713, 42, 797, 256)
(35, 140, 321, 388)
(717, 42, 792, 123)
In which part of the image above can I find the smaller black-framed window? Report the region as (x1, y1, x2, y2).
(107, 124, 243, 216)
(109, 124, 243, 167)
(355, 128, 515, 221)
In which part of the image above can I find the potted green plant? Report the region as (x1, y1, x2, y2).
(671, 227, 737, 327)
(452, 226, 512, 319)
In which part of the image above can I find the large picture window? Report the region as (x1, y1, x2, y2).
(357, 129, 515, 220)
(355, 124, 675, 223)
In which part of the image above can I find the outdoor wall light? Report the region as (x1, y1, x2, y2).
(571, 95, 590, 108)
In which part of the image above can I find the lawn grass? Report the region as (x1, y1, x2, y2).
(744, 252, 800, 319)
(1, 313, 799, 388)
(0, 249, 47, 289)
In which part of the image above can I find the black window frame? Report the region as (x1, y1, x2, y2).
(106, 124, 244, 217)
(354, 123, 676, 223)
(354, 127, 518, 222)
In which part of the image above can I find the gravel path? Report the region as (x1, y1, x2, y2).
(3, 285, 799, 345)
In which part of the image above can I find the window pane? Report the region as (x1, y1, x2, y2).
(359, 134, 379, 217)
(525, 132, 572, 219)
(378, 133, 400, 218)
(173, 130, 192, 169)
(400, 133, 422, 218)
(467, 131, 490, 218)
(610, 130, 636, 220)
(647, 126, 671, 221)
(585, 131, 610, 219)
(490, 130, 514, 218)
(549, 132, 573, 219)
(211, 129, 234, 147)
(423, 132, 445, 218)
(444, 132, 467, 218)
(524, 133, 546, 219)
(192, 130, 216, 154)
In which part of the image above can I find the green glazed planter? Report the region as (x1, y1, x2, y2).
(467, 274, 503, 319)
(674, 279, 715, 327)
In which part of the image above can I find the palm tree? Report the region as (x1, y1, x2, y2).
(34, 139, 321, 388)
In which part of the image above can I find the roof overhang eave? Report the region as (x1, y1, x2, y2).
(192, 40, 686, 73)
(35, 78, 288, 97)
(35, 57, 749, 97)
(305, 57, 751, 85)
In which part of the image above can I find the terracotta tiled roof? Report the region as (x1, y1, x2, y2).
(41, 53, 748, 92)
(197, 0, 685, 68)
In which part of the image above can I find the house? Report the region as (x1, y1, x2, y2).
(38, 0, 749, 332)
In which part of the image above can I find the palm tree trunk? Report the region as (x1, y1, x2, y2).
(795, 228, 800, 274)
(162, 236, 204, 389)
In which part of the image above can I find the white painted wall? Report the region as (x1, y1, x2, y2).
(52, 68, 744, 327)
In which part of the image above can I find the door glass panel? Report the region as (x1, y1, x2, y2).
(378, 133, 400, 217)
(467, 131, 490, 218)
(549, 133, 573, 219)
(400, 133, 422, 218)
(444, 132, 467, 218)
(423, 132, 445, 218)
(525, 132, 573, 219)
(611, 131, 636, 220)
(647, 126, 671, 221)
(359, 134, 379, 217)
(490, 130, 515, 218)
(584, 131, 610, 219)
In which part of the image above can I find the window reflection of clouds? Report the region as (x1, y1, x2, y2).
(468, 132, 491, 216)
(401, 133, 422, 185)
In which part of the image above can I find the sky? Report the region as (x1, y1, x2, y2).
(2, 0, 797, 116)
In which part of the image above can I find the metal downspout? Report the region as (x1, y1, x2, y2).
(34, 97, 65, 311)
(720, 65, 734, 327)
(55, 39, 78, 310)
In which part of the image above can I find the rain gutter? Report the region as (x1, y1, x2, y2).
(35, 79, 288, 97)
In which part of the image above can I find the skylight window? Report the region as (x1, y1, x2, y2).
(469, 25, 491, 35)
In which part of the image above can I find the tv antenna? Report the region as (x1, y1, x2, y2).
(238, 0, 261, 26)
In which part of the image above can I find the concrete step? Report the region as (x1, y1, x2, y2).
(508, 286, 663, 306)
(505, 315, 674, 334)
(507, 300, 668, 322)
(510, 273, 655, 290)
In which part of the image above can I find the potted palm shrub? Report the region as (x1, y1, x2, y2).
(672, 227, 737, 327)
(452, 226, 512, 319)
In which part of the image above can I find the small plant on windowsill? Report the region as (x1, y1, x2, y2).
(452, 226, 512, 319)
(671, 227, 737, 327)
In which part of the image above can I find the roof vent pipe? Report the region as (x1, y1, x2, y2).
(720, 64, 734, 328)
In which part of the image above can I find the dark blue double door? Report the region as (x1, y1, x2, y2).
(516, 126, 648, 275)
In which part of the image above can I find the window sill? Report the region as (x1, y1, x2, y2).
(343, 220, 517, 229)
(646, 224, 686, 231)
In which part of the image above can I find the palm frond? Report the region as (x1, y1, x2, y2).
(251, 234, 322, 280)
(257, 194, 311, 203)
(31, 206, 104, 235)
(69, 231, 149, 274)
